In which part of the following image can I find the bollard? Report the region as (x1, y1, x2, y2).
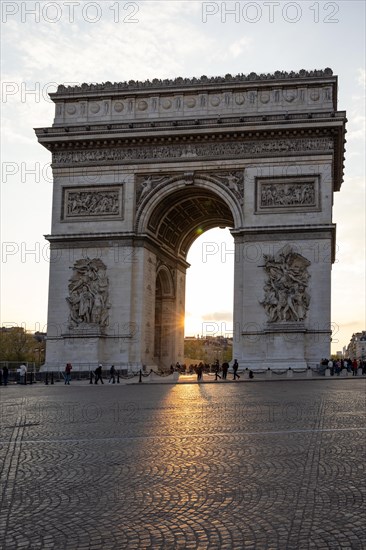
(139, 369, 142, 383)
(29, 372, 33, 385)
(117, 371, 120, 384)
(90, 371, 93, 384)
(45, 372, 49, 385)
(51, 372, 54, 385)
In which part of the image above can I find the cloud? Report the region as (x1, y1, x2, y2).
(201, 311, 233, 322)
(2, 4, 215, 85)
(228, 36, 252, 58)
(357, 67, 366, 87)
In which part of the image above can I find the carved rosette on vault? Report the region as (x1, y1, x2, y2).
(66, 258, 111, 330)
(260, 245, 311, 324)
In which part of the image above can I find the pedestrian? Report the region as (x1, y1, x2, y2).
(328, 359, 334, 376)
(222, 361, 229, 380)
(196, 362, 204, 382)
(214, 360, 221, 381)
(19, 364, 27, 385)
(352, 359, 358, 376)
(3, 365, 8, 386)
(94, 364, 104, 384)
(109, 365, 116, 384)
(232, 359, 240, 380)
(64, 363, 72, 385)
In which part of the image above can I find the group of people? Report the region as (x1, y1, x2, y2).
(62, 363, 118, 384)
(0, 364, 27, 386)
(173, 359, 242, 382)
(212, 359, 241, 381)
(320, 358, 366, 376)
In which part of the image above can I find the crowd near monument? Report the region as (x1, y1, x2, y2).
(35, 69, 347, 371)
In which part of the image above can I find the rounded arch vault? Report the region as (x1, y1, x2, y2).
(140, 181, 237, 260)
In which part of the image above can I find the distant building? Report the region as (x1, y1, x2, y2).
(346, 331, 366, 359)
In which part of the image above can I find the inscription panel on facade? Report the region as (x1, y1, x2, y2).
(62, 185, 124, 221)
(255, 176, 320, 213)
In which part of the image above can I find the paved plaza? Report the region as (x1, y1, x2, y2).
(0, 379, 365, 549)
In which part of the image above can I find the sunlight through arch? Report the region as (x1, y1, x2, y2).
(185, 227, 234, 339)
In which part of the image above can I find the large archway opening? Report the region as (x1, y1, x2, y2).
(185, 227, 234, 335)
(185, 227, 234, 365)
(144, 184, 235, 368)
(146, 186, 235, 260)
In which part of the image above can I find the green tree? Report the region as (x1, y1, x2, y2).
(0, 328, 37, 362)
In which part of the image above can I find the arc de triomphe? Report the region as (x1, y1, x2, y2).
(36, 69, 346, 370)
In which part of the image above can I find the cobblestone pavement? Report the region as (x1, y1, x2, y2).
(0, 380, 365, 549)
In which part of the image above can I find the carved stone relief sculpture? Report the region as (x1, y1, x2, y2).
(53, 137, 334, 166)
(63, 187, 122, 219)
(136, 170, 244, 208)
(66, 258, 111, 329)
(260, 245, 311, 323)
(260, 182, 316, 208)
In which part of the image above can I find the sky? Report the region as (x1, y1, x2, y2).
(0, 0, 365, 354)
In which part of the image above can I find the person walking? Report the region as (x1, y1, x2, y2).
(232, 359, 240, 380)
(94, 364, 104, 384)
(3, 365, 9, 386)
(64, 363, 72, 385)
(214, 360, 221, 381)
(19, 364, 27, 385)
(221, 361, 229, 380)
(352, 359, 358, 376)
(196, 362, 204, 382)
(109, 365, 116, 384)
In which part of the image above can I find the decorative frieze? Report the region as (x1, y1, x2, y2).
(62, 186, 123, 220)
(66, 258, 111, 329)
(53, 137, 334, 167)
(256, 177, 320, 213)
(260, 245, 311, 323)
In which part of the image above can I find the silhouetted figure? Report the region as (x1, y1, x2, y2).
(232, 359, 240, 380)
(214, 360, 221, 380)
(2, 366, 8, 386)
(94, 364, 104, 384)
(64, 363, 72, 384)
(222, 362, 229, 380)
(109, 365, 116, 384)
(197, 363, 204, 381)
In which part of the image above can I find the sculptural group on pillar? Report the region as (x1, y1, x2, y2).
(66, 258, 110, 329)
(261, 246, 311, 323)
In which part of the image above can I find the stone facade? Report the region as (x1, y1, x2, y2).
(36, 69, 347, 370)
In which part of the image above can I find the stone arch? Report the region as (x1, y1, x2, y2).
(136, 178, 241, 259)
(139, 181, 238, 369)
